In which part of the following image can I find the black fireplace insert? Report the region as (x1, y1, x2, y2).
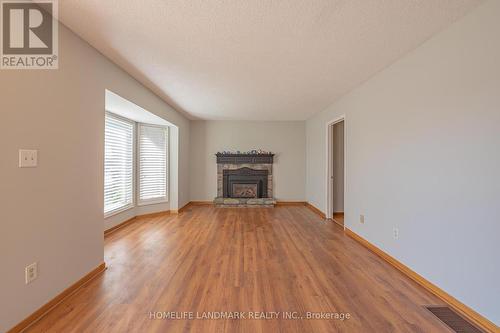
(223, 167, 268, 198)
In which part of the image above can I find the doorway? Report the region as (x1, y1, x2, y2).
(326, 117, 345, 227)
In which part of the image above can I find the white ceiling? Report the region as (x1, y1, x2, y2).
(59, 0, 483, 120)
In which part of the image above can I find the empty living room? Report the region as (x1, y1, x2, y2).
(1, 1, 499, 332)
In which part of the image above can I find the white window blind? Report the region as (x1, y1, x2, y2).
(104, 113, 134, 215)
(138, 124, 168, 203)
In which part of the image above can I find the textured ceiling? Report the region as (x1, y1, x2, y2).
(59, 0, 483, 120)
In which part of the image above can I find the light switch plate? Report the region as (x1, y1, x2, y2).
(25, 262, 38, 284)
(393, 227, 399, 240)
(19, 149, 38, 168)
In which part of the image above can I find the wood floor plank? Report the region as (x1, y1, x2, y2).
(24, 206, 452, 333)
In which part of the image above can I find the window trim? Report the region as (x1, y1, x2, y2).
(104, 112, 170, 219)
(137, 123, 169, 206)
(104, 112, 136, 218)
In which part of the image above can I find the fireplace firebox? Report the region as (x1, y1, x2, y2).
(232, 184, 258, 198)
(223, 167, 268, 198)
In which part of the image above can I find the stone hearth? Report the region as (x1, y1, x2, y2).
(214, 197, 276, 207)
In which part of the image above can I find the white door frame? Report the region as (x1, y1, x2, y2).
(325, 115, 346, 221)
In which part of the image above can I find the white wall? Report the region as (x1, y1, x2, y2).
(0, 22, 190, 332)
(190, 121, 306, 201)
(306, 0, 499, 325)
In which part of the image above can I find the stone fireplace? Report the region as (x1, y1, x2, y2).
(214, 153, 276, 207)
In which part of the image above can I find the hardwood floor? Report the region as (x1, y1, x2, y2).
(25, 206, 452, 333)
(332, 213, 344, 227)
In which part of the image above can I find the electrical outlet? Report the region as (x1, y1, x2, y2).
(25, 262, 38, 284)
(19, 149, 38, 168)
(393, 227, 399, 240)
(359, 214, 365, 224)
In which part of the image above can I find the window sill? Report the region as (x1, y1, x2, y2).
(104, 204, 135, 219)
(137, 198, 169, 207)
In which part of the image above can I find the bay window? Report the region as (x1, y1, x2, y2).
(104, 112, 168, 217)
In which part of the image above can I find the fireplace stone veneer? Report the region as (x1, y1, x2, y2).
(214, 153, 276, 207)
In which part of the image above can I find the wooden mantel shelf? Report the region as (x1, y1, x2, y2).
(216, 153, 274, 164)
